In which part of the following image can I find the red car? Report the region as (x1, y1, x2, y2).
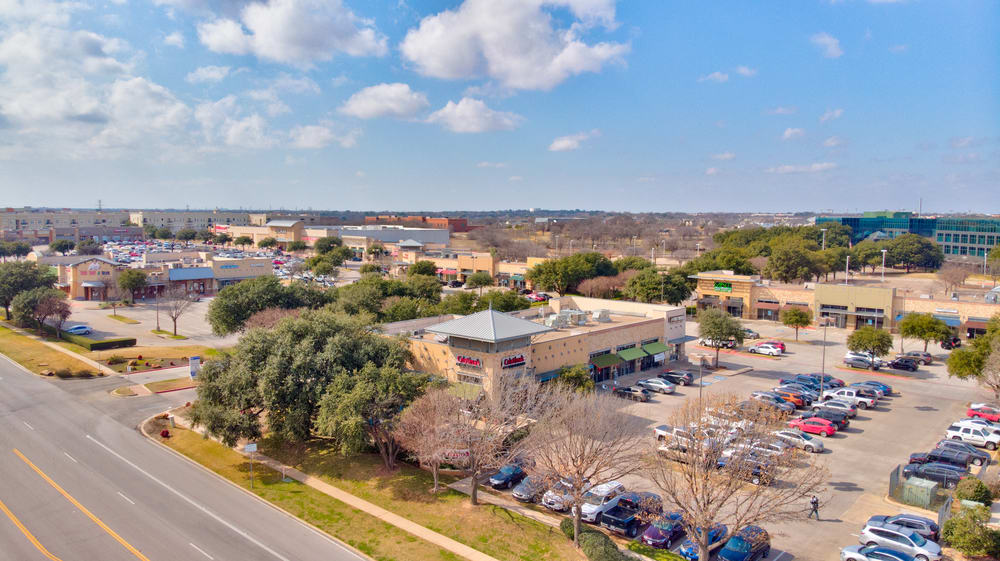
(788, 417, 837, 437)
(968, 406, 1000, 422)
(764, 340, 786, 352)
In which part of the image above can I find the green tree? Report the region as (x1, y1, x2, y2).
(0, 261, 56, 318)
(820, 246, 850, 280)
(49, 239, 75, 255)
(475, 290, 531, 312)
(366, 243, 385, 258)
(846, 326, 893, 369)
(886, 233, 944, 272)
(955, 477, 993, 506)
(621, 269, 691, 304)
(555, 364, 594, 394)
(404, 275, 442, 303)
(142, 224, 157, 237)
(154, 227, 174, 240)
(781, 308, 812, 341)
(659, 272, 693, 305)
(75, 239, 103, 255)
(436, 292, 477, 315)
(941, 505, 1000, 558)
(312, 259, 336, 277)
(359, 263, 381, 275)
(988, 246, 1000, 286)
(206, 276, 326, 335)
(11, 287, 69, 334)
(525, 252, 615, 295)
(315, 364, 431, 470)
(380, 296, 425, 323)
(697, 308, 745, 366)
(197, 230, 215, 242)
(947, 315, 1000, 392)
(407, 260, 438, 277)
(176, 228, 198, 241)
(191, 309, 411, 446)
(287, 241, 307, 252)
(763, 245, 821, 283)
(465, 271, 494, 296)
(257, 237, 277, 249)
(313, 236, 343, 255)
(8, 242, 31, 260)
(117, 269, 148, 303)
(899, 313, 952, 352)
(613, 256, 654, 273)
(214, 233, 232, 245)
(233, 236, 254, 249)
(850, 241, 886, 273)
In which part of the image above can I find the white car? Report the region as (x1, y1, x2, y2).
(64, 325, 92, 335)
(814, 399, 858, 418)
(576, 481, 626, 523)
(541, 478, 591, 512)
(772, 429, 825, 453)
(748, 343, 782, 356)
(722, 439, 791, 458)
(953, 419, 1000, 438)
(822, 388, 876, 409)
(637, 378, 675, 394)
(845, 351, 885, 367)
(945, 423, 1000, 450)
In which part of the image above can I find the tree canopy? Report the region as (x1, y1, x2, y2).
(886, 233, 944, 272)
(117, 269, 148, 302)
(407, 260, 438, 277)
(11, 287, 69, 333)
(947, 314, 1000, 390)
(314, 236, 344, 254)
(899, 313, 952, 352)
(846, 326, 894, 366)
(257, 237, 278, 249)
(525, 252, 615, 294)
(233, 236, 254, 248)
(555, 364, 595, 394)
(176, 228, 198, 241)
(75, 239, 103, 255)
(781, 308, 812, 341)
(49, 239, 75, 255)
(697, 308, 744, 364)
(0, 261, 56, 317)
(622, 269, 691, 304)
(206, 276, 332, 335)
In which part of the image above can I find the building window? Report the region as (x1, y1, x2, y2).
(457, 373, 483, 385)
(616, 343, 635, 352)
(960, 246, 968, 255)
(944, 233, 952, 242)
(936, 233, 943, 242)
(961, 234, 969, 243)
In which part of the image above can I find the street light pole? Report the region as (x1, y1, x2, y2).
(155, 290, 160, 331)
(821, 228, 827, 251)
(880, 249, 887, 283)
(845, 255, 850, 285)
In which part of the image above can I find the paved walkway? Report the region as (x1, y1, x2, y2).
(165, 414, 502, 561)
(0, 320, 118, 376)
(447, 477, 562, 528)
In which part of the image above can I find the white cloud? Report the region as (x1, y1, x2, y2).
(712, 152, 735, 161)
(195, 95, 274, 148)
(185, 65, 231, 83)
(823, 135, 845, 147)
(765, 162, 836, 174)
(819, 108, 844, 122)
(889, 44, 908, 54)
(164, 31, 184, 48)
(339, 83, 429, 119)
(290, 125, 332, 148)
(508, 175, 523, 182)
(426, 98, 522, 133)
(705, 167, 718, 176)
(811, 32, 843, 58)
(735, 66, 757, 77)
(246, 74, 320, 116)
(782, 128, 805, 140)
(698, 71, 728, 83)
(400, 0, 629, 91)
(355, 170, 365, 177)
(951, 136, 978, 148)
(767, 106, 797, 115)
(197, 0, 388, 66)
(476, 161, 506, 168)
(548, 129, 600, 152)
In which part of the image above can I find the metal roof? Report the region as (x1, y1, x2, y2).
(265, 220, 302, 227)
(426, 309, 553, 343)
(397, 239, 424, 247)
(168, 267, 214, 281)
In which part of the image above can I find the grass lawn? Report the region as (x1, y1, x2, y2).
(108, 314, 140, 324)
(0, 326, 98, 375)
(111, 385, 137, 397)
(151, 329, 189, 340)
(104, 356, 188, 373)
(148, 420, 462, 561)
(627, 543, 686, 561)
(86, 345, 224, 362)
(260, 438, 581, 561)
(144, 377, 198, 393)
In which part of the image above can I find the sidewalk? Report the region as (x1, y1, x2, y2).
(0, 320, 118, 377)
(164, 414, 502, 561)
(447, 477, 562, 528)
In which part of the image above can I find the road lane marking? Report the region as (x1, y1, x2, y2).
(13, 448, 151, 561)
(63, 452, 78, 463)
(0, 495, 64, 561)
(22, 421, 33, 430)
(86, 434, 294, 561)
(771, 552, 786, 561)
(117, 492, 135, 505)
(190, 542, 215, 560)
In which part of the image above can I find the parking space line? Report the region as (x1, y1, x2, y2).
(771, 551, 786, 561)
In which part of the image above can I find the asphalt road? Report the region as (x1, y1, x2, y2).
(0, 356, 364, 561)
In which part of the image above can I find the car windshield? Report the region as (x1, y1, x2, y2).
(583, 492, 605, 505)
(909, 531, 926, 547)
(722, 537, 750, 553)
(653, 518, 676, 531)
(499, 466, 518, 475)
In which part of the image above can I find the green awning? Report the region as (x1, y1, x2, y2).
(642, 342, 670, 355)
(590, 353, 624, 369)
(511, 274, 525, 281)
(617, 347, 648, 361)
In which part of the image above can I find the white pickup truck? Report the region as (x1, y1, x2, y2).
(821, 388, 876, 410)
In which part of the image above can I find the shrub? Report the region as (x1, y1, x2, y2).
(956, 477, 993, 506)
(942, 505, 1000, 558)
(560, 518, 574, 539)
(558, 519, 628, 561)
(159, 429, 170, 438)
(54, 369, 73, 378)
(984, 477, 1000, 501)
(106, 355, 127, 365)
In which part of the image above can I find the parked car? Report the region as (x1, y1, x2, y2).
(856, 380, 894, 396)
(613, 386, 651, 402)
(849, 384, 884, 400)
(771, 388, 810, 407)
(723, 439, 791, 459)
(941, 337, 961, 350)
(841, 545, 917, 561)
(844, 356, 880, 370)
(748, 343, 782, 356)
(641, 511, 685, 549)
(778, 383, 820, 401)
(716, 455, 772, 486)
(678, 524, 729, 560)
(902, 462, 966, 489)
(511, 475, 547, 502)
(804, 409, 850, 430)
(859, 520, 942, 561)
(805, 373, 845, 388)
(742, 328, 760, 339)
(64, 325, 92, 335)
(868, 514, 940, 542)
(788, 417, 837, 437)
(822, 388, 876, 409)
(600, 492, 662, 538)
(763, 340, 786, 352)
(889, 357, 919, 372)
(575, 481, 627, 523)
(955, 418, 1000, 437)
(772, 429, 825, 453)
(638, 378, 676, 394)
(897, 351, 933, 365)
(845, 351, 886, 367)
(934, 439, 991, 467)
(813, 399, 858, 418)
(447, 280, 463, 288)
(659, 370, 694, 386)
(488, 464, 527, 489)
(967, 405, 1000, 422)
(700, 338, 736, 349)
(779, 375, 822, 391)
(541, 477, 591, 511)
(946, 423, 1000, 450)
(718, 525, 770, 561)
(907, 449, 972, 470)
(749, 392, 796, 413)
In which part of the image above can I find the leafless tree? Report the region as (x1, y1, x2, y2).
(161, 286, 196, 336)
(980, 339, 1000, 401)
(522, 390, 648, 547)
(644, 394, 828, 561)
(244, 307, 302, 330)
(937, 263, 971, 295)
(394, 388, 463, 493)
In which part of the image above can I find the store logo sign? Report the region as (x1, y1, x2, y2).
(456, 355, 482, 368)
(502, 354, 526, 369)
(713, 281, 733, 293)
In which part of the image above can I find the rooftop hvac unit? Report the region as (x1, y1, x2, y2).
(570, 310, 588, 325)
(544, 315, 566, 328)
(592, 309, 611, 322)
(413, 329, 424, 335)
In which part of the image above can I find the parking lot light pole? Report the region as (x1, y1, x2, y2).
(880, 249, 887, 282)
(821, 228, 827, 251)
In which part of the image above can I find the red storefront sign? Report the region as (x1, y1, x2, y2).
(502, 355, 526, 369)
(456, 355, 482, 368)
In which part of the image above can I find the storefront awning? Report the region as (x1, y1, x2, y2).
(439, 269, 457, 275)
(642, 342, 670, 355)
(668, 335, 698, 345)
(933, 314, 961, 327)
(536, 371, 560, 383)
(755, 301, 779, 310)
(81, 281, 105, 287)
(511, 274, 524, 281)
(590, 353, 624, 369)
(617, 347, 648, 361)
(847, 310, 884, 318)
(965, 319, 988, 330)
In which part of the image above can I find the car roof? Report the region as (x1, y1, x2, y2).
(587, 481, 624, 495)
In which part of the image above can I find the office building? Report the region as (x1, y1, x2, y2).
(816, 211, 1000, 258)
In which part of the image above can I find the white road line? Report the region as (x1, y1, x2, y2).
(772, 551, 787, 561)
(22, 421, 33, 430)
(63, 452, 78, 463)
(86, 434, 293, 561)
(117, 492, 135, 505)
(189, 542, 215, 560)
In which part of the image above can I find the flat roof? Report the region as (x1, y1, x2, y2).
(533, 313, 659, 344)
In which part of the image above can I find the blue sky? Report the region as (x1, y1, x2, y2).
(1, 0, 997, 213)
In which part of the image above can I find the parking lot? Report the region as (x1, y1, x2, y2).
(521, 319, 989, 560)
(65, 298, 240, 348)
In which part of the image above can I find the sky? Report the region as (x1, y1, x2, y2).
(0, 0, 997, 213)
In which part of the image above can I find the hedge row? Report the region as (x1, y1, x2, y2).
(43, 325, 137, 350)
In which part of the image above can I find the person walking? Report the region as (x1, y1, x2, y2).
(808, 495, 820, 520)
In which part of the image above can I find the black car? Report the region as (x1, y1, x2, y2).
(613, 386, 651, 402)
(803, 409, 849, 430)
(941, 336, 962, 350)
(908, 448, 972, 470)
(935, 439, 991, 466)
(716, 455, 772, 486)
(601, 492, 663, 538)
(659, 370, 694, 386)
(487, 464, 527, 489)
(778, 376, 820, 391)
(888, 357, 919, 372)
(448, 280, 463, 288)
(902, 462, 966, 489)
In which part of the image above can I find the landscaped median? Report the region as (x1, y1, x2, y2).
(0, 325, 102, 377)
(107, 314, 140, 324)
(143, 377, 197, 393)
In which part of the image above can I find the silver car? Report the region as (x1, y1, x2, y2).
(772, 429, 825, 453)
(638, 378, 676, 394)
(859, 521, 941, 561)
(814, 399, 858, 418)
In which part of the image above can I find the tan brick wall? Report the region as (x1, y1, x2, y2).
(896, 297, 1000, 324)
